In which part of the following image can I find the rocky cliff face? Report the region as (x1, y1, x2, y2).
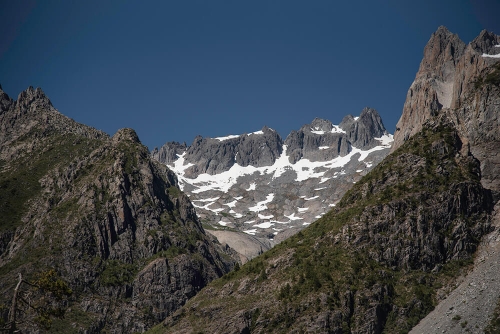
(394, 27, 500, 208)
(152, 110, 392, 261)
(0, 87, 235, 333)
(393, 26, 500, 150)
(151, 141, 187, 165)
(155, 126, 284, 178)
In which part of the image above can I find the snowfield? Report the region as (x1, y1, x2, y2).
(166, 129, 393, 235)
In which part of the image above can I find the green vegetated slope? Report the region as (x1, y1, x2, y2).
(155, 116, 493, 334)
(0, 87, 235, 333)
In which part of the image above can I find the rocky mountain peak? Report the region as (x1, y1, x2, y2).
(16, 86, 54, 112)
(0, 87, 108, 161)
(393, 27, 500, 150)
(418, 26, 465, 78)
(339, 107, 387, 148)
(112, 128, 141, 144)
(151, 141, 187, 164)
(157, 127, 285, 178)
(338, 114, 355, 126)
(308, 117, 333, 132)
(260, 125, 274, 133)
(471, 29, 500, 53)
(0, 86, 13, 113)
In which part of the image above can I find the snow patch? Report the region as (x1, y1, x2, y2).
(305, 196, 319, 200)
(298, 207, 308, 212)
(253, 222, 274, 228)
(284, 213, 302, 221)
(331, 125, 346, 134)
(374, 133, 394, 146)
(215, 134, 240, 141)
(244, 229, 257, 235)
(246, 183, 256, 191)
(482, 53, 500, 59)
(311, 125, 345, 135)
(192, 201, 219, 211)
(193, 197, 220, 202)
(258, 213, 274, 219)
(249, 130, 264, 135)
(248, 193, 274, 212)
(318, 146, 330, 150)
(311, 130, 325, 135)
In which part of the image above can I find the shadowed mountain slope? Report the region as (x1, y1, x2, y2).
(0, 87, 236, 333)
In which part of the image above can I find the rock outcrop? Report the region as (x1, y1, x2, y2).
(0, 87, 235, 333)
(173, 126, 283, 178)
(340, 107, 388, 148)
(393, 27, 500, 150)
(151, 141, 187, 165)
(284, 118, 352, 164)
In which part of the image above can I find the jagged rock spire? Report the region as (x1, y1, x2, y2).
(392, 27, 500, 150)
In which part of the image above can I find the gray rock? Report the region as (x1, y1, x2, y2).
(152, 141, 187, 164)
(156, 127, 284, 178)
(234, 126, 283, 168)
(393, 27, 500, 150)
(340, 107, 388, 148)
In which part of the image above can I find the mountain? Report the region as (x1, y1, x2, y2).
(393, 27, 500, 333)
(152, 28, 500, 333)
(152, 107, 392, 261)
(0, 87, 236, 333)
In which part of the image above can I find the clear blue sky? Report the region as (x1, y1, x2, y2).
(1, 0, 499, 149)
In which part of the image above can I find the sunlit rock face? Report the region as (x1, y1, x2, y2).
(153, 108, 393, 259)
